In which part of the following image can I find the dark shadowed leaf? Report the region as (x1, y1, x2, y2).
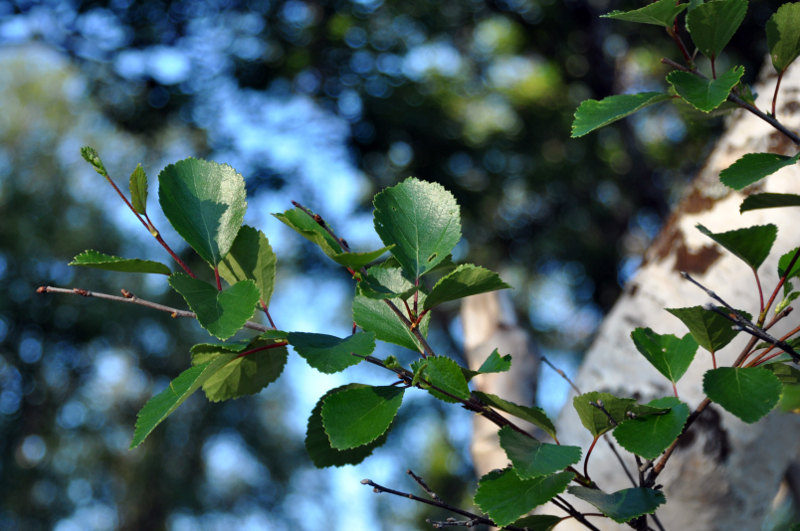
(507, 515, 563, 531)
(373, 177, 461, 278)
(571, 92, 670, 138)
(321, 385, 404, 449)
(411, 356, 471, 403)
(288, 331, 374, 373)
(666, 305, 750, 352)
(740, 193, 800, 212)
(474, 469, 573, 527)
(720, 152, 800, 190)
(305, 384, 391, 468)
(686, 0, 748, 60)
(567, 486, 665, 523)
(474, 391, 556, 440)
(703, 367, 781, 423)
(158, 158, 247, 266)
(70, 250, 171, 275)
(613, 397, 690, 459)
(767, 2, 800, 73)
(169, 273, 259, 340)
(499, 427, 581, 478)
(696, 223, 777, 270)
(573, 392, 667, 437)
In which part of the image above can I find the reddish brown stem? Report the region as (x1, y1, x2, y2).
(583, 436, 599, 481)
(214, 267, 222, 291)
(260, 300, 277, 328)
(773, 70, 785, 117)
(236, 340, 289, 359)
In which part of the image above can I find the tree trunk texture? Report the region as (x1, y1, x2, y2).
(466, 57, 800, 530)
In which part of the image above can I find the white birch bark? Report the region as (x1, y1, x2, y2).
(464, 57, 800, 530)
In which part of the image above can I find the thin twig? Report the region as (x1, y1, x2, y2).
(37, 286, 271, 333)
(408, 469, 442, 502)
(681, 272, 800, 362)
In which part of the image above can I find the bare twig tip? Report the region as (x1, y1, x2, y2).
(36, 286, 46, 294)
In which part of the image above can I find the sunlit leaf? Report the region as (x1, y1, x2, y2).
(666, 66, 744, 112)
(422, 264, 510, 310)
(169, 273, 259, 340)
(631, 328, 698, 383)
(696, 223, 777, 270)
(352, 283, 430, 352)
(373, 177, 461, 279)
(720, 152, 800, 190)
(602, 0, 688, 27)
(273, 207, 342, 257)
(129, 163, 148, 214)
(321, 385, 404, 449)
(158, 158, 247, 266)
(766, 2, 800, 73)
(70, 250, 171, 275)
(571, 92, 670, 138)
(703, 367, 781, 423)
(573, 392, 667, 437)
(218, 225, 277, 305)
(131, 357, 229, 448)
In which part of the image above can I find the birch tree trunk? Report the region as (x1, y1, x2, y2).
(467, 58, 800, 530)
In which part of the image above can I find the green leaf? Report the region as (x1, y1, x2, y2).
(273, 207, 343, 257)
(573, 392, 667, 438)
(330, 246, 394, 269)
(169, 273, 259, 340)
(129, 163, 148, 214)
(373, 177, 461, 279)
(69, 250, 171, 275)
(158, 158, 247, 266)
(191, 337, 288, 401)
(696, 223, 777, 270)
(506, 515, 562, 531)
(474, 391, 557, 440)
(305, 385, 390, 468)
(352, 284, 430, 352)
(686, 0, 748, 60)
(478, 349, 512, 374)
(474, 469, 573, 527)
(218, 225, 277, 305)
(321, 385, 404, 449)
(767, 2, 800, 73)
(667, 305, 750, 352)
(703, 367, 782, 423)
(567, 486, 666, 523)
(422, 264, 510, 310)
(498, 426, 581, 479)
(740, 193, 800, 212)
(358, 265, 419, 300)
(631, 328, 698, 383)
(720, 152, 800, 190)
(80, 146, 108, 176)
(613, 397, 690, 459)
(412, 356, 471, 403)
(666, 66, 744, 112)
(131, 357, 229, 448)
(602, 0, 688, 27)
(288, 331, 374, 374)
(779, 248, 800, 288)
(571, 92, 670, 138)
